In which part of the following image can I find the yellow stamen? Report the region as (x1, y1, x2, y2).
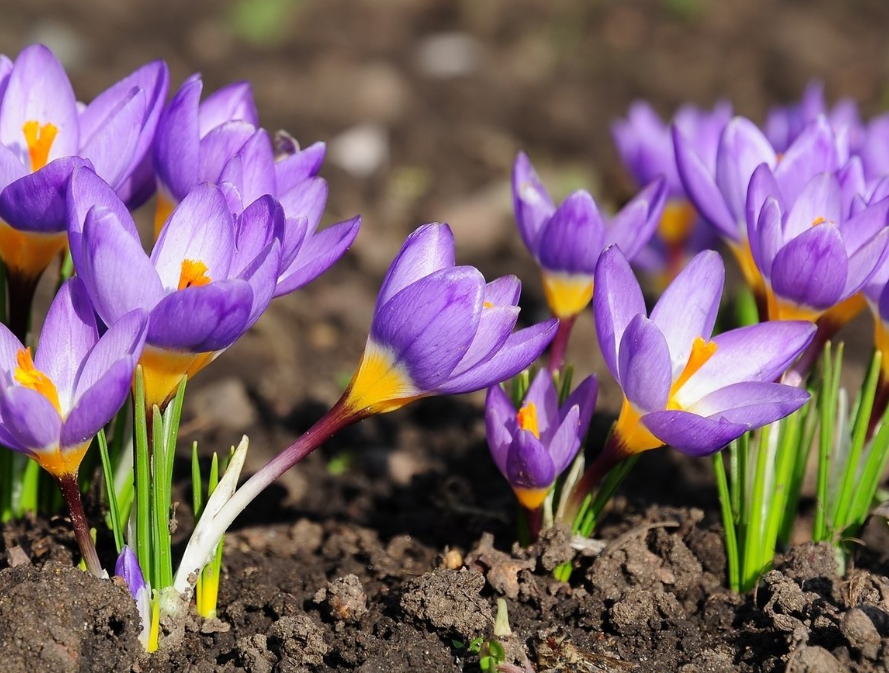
(154, 192, 176, 240)
(659, 199, 697, 246)
(514, 486, 549, 510)
(342, 342, 422, 415)
(613, 397, 664, 455)
(669, 337, 718, 401)
(22, 120, 58, 172)
(516, 402, 540, 439)
(0, 221, 68, 280)
(483, 301, 494, 309)
(14, 347, 61, 413)
(178, 259, 211, 291)
(811, 216, 826, 226)
(541, 271, 594, 320)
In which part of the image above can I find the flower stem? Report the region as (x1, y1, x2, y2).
(562, 436, 624, 528)
(174, 397, 362, 593)
(56, 473, 103, 578)
(547, 317, 574, 374)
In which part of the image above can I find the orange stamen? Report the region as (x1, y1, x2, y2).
(811, 216, 826, 226)
(22, 120, 58, 172)
(516, 402, 540, 439)
(14, 347, 61, 413)
(669, 337, 718, 400)
(178, 259, 211, 291)
(483, 301, 494, 309)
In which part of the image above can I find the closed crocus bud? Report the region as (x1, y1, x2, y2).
(486, 370, 597, 510)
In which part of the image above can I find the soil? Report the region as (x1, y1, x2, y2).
(3, 0, 889, 671)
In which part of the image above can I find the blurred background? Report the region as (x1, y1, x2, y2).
(1, 0, 889, 501)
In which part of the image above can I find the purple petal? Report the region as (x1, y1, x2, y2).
(34, 278, 98, 408)
(537, 191, 604, 275)
(688, 381, 811, 426)
(197, 121, 255, 185)
(275, 141, 326, 193)
(715, 117, 777, 230)
(372, 266, 484, 389)
(676, 321, 815, 404)
(114, 546, 148, 598)
(672, 124, 737, 240)
(146, 280, 253, 352)
(783, 173, 843, 241)
(234, 129, 276, 205)
(484, 275, 521, 306)
(745, 163, 783, 267)
(375, 223, 455, 310)
(617, 315, 671, 413)
(61, 359, 136, 449)
(277, 176, 328, 238)
(771, 224, 847, 310)
(485, 384, 517, 476)
(640, 409, 749, 457)
(79, 205, 164, 324)
(842, 196, 889, 255)
(506, 431, 556, 490)
(67, 166, 139, 271)
(605, 177, 667, 260)
(0, 45, 78, 164)
(231, 194, 285, 276)
(0, 324, 24, 381)
(73, 309, 148, 398)
(548, 405, 583, 474)
(0, 156, 86, 232)
(274, 216, 359, 297)
(512, 152, 555, 252)
(593, 245, 646, 382)
(0, 386, 61, 452)
(0, 143, 27, 190)
(448, 304, 519, 380)
(650, 250, 724, 376)
(435, 319, 558, 395)
(152, 184, 235, 290)
(561, 374, 597, 439)
(198, 81, 258, 134)
(754, 197, 784, 280)
(523, 369, 560, 441)
(775, 117, 840, 205)
(78, 88, 146, 189)
(844, 226, 889, 298)
(154, 76, 201, 200)
(238, 240, 282, 327)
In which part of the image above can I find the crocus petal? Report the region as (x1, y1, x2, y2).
(775, 117, 839, 205)
(0, 386, 61, 452)
(231, 194, 285, 276)
(435, 319, 558, 395)
(197, 121, 255, 186)
(605, 177, 667, 260)
(771, 224, 847, 309)
(618, 315, 671, 413)
(376, 223, 455, 310)
(67, 166, 140, 271)
(115, 546, 148, 598)
(506, 431, 556, 490)
(593, 245, 647, 382)
(154, 76, 201, 200)
(675, 321, 815, 405)
(0, 143, 27, 190)
(754, 197, 785, 279)
(372, 267, 483, 389)
(274, 216, 360, 297)
(78, 88, 146, 189)
(152, 184, 235, 290)
(0, 325, 23, 381)
(0, 156, 86, 232)
(485, 384, 516, 476)
(640, 409, 750, 457)
(448, 305, 519, 380)
(537, 190, 604, 275)
(146, 280, 253, 352)
(198, 81, 258, 134)
(34, 278, 98, 408)
(277, 176, 327, 237)
(238, 240, 282, 327)
(73, 309, 148, 400)
(548, 405, 582, 474)
(842, 196, 889, 255)
(687, 381, 811, 426)
(275, 141, 326, 193)
(783, 173, 843, 241)
(0, 45, 78, 164)
(79, 205, 164, 324)
(235, 129, 276, 205)
(512, 152, 555, 252)
(673, 125, 736, 239)
(715, 117, 778, 229)
(523, 369, 560, 441)
(561, 374, 597, 438)
(745, 163, 783, 262)
(62, 359, 135, 449)
(650, 250, 724, 376)
(844, 226, 889, 298)
(484, 275, 521, 306)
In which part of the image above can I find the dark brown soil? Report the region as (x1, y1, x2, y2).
(3, 0, 889, 671)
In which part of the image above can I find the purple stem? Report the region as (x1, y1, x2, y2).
(547, 317, 574, 374)
(57, 473, 104, 578)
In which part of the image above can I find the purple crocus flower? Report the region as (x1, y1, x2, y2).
(765, 81, 862, 155)
(153, 75, 358, 297)
(0, 45, 167, 282)
(674, 115, 846, 296)
(593, 246, 813, 459)
(67, 166, 283, 409)
(486, 370, 597, 509)
(115, 546, 152, 650)
(342, 223, 559, 415)
(746, 164, 889, 325)
(0, 277, 147, 478)
(612, 100, 729, 284)
(512, 152, 666, 320)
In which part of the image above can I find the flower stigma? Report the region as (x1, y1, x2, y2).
(22, 120, 58, 172)
(178, 259, 212, 291)
(14, 347, 61, 413)
(516, 402, 541, 439)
